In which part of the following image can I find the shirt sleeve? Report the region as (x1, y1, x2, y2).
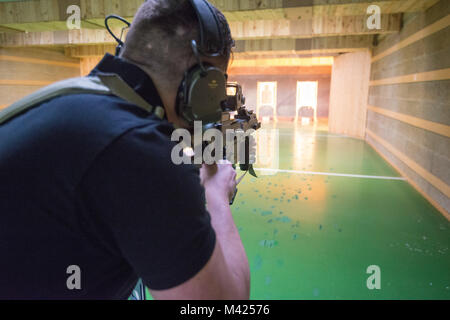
(77, 120, 216, 290)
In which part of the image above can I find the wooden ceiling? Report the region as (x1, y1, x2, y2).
(0, 0, 439, 29)
(213, 0, 439, 20)
(0, 0, 440, 59)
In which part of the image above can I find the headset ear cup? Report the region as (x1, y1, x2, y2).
(176, 64, 226, 125)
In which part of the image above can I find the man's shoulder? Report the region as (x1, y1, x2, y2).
(50, 91, 176, 163)
(33, 92, 174, 147)
(0, 91, 175, 187)
(1, 92, 171, 143)
(45, 93, 164, 130)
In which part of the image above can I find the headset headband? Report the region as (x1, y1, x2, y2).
(189, 0, 224, 57)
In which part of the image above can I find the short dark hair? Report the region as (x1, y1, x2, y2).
(122, 0, 234, 79)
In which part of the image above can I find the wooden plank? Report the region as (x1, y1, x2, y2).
(0, 27, 122, 47)
(0, 21, 103, 32)
(0, 0, 438, 32)
(228, 65, 332, 75)
(329, 51, 371, 139)
(234, 35, 374, 55)
(212, 0, 439, 17)
(0, 60, 80, 83)
(0, 0, 67, 25)
(234, 48, 364, 57)
(0, 0, 103, 32)
(0, 25, 24, 33)
(0, 85, 44, 106)
(0, 79, 53, 86)
(0, 47, 79, 63)
(0, 55, 79, 68)
(229, 14, 401, 40)
(230, 57, 334, 68)
(0, 14, 398, 46)
(369, 68, 450, 86)
(0, 46, 81, 109)
(372, 14, 450, 63)
(233, 53, 339, 59)
(367, 105, 450, 138)
(80, 56, 103, 76)
(366, 136, 449, 220)
(366, 129, 450, 199)
(82, 0, 143, 21)
(65, 44, 116, 57)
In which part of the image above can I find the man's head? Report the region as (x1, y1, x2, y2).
(121, 0, 234, 127)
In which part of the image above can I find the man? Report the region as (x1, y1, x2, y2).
(0, 0, 250, 299)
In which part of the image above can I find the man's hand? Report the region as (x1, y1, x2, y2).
(200, 161, 237, 204)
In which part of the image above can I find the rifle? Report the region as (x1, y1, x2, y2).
(217, 82, 261, 204)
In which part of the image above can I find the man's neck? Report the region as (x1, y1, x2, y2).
(120, 55, 187, 128)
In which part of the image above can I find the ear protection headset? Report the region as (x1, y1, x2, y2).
(106, 0, 229, 127)
(176, 0, 229, 127)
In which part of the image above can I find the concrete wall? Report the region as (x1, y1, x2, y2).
(366, 0, 450, 217)
(0, 47, 80, 109)
(229, 73, 331, 119)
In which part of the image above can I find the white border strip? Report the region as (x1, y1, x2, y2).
(254, 168, 406, 181)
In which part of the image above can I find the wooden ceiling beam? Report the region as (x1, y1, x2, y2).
(212, 0, 439, 20)
(64, 44, 117, 58)
(0, 13, 394, 47)
(228, 65, 332, 76)
(230, 56, 334, 68)
(0, 0, 438, 32)
(229, 14, 401, 40)
(1, 31, 374, 59)
(61, 36, 367, 59)
(234, 35, 375, 55)
(0, 27, 122, 47)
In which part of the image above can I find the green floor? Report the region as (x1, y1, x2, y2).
(147, 122, 450, 300)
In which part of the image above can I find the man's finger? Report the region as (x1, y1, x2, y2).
(202, 163, 218, 174)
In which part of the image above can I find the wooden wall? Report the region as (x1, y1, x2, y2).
(366, 0, 450, 218)
(80, 57, 103, 76)
(0, 47, 80, 109)
(328, 50, 372, 139)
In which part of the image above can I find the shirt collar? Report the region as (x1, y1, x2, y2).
(89, 53, 165, 115)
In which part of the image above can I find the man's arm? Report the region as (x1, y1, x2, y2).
(150, 163, 250, 300)
(79, 122, 249, 299)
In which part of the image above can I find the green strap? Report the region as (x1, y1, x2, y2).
(0, 76, 109, 125)
(97, 73, 165, 118)
(0, 74, 165, 125)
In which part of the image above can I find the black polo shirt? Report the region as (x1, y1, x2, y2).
(0, 54, 215, 299)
